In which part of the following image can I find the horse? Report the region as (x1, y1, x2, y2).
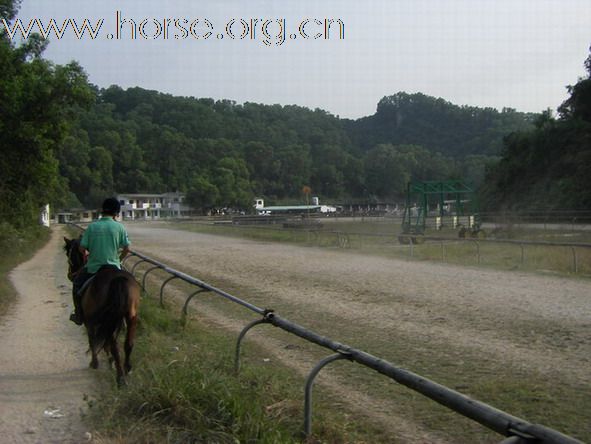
(64, 236, 140, 386)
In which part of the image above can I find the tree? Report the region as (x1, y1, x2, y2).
(363, 145, 411, 198)
(0, 6, 94, 227)
(558, 46, 591, 123)
(186, 175, 219, 213)
(0, 0, 20, 21)
(482, 46, 591, 210)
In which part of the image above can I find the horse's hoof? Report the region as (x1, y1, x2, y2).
(117, 377, 128, 388)
(90, 361, 99, 369)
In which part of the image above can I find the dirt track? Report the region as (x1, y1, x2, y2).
(125, 222, 591, 442)
(0, 226, 94, 444)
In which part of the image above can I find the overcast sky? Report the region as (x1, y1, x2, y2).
(11, 0, 591, 119)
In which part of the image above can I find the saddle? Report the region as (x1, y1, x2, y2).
(76, 264, 121, 297)
(77, 275, 96, 297)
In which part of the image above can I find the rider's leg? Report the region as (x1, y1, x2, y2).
(70, 271, 90, 324)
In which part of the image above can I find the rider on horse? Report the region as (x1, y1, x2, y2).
(70, 197, 131, 325)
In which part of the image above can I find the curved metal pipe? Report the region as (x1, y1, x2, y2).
(182, 288, 210, 316)
(121, 252, 136, 269)
(130, 258, 148, 276)
(159, 275, 180, 307)
(142, 265, 162, 290)
(234, 318, 270, 373)
(304, 352, 351, 436)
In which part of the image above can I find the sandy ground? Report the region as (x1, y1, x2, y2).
(124, 222, 591, 442)
(0, 226, 95, 444)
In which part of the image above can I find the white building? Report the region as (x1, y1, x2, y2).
(254, 197, 338, 215)
(40, 204, 50, 227)
(55, 209, 98, 224)
(117, 192, 191, 220)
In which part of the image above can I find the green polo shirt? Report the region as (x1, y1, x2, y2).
(80, 216, 130, 273)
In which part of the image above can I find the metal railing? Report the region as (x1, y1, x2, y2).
(123, 249, 582, 444)
(187, 220, 591, 274)
(396, 234, 591, 273)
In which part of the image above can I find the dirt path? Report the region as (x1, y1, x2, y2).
(0, 226, 95, 444)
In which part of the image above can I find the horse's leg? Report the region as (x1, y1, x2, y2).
(109, 336, 125, 387)
(87, 326, 99, 369)
(124, 315, 138, 375)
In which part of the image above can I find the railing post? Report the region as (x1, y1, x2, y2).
(142, 265, 162, 290)
(234, 317, 271, 373)
(182, 288, 210, 317)
(572, 247, 578, 274)
(160, 275, 180, 307)
(304, 352, 351, 437)
(121, 253, 135, 268)
(130, 258, 148, 276)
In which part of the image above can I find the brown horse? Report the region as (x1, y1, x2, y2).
(64, 237, 140, 386)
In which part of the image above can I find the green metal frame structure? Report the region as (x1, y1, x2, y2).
(401, 180, 478, 235)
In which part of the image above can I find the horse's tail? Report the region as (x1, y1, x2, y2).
(92, 276, 129, 352)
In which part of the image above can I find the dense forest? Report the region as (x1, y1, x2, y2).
(344, 93, 533, 157)
(2, 0, 590, 229)
(57, 88, 534, 212)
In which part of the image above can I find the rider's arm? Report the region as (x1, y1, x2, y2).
(120, 245, 130, 262)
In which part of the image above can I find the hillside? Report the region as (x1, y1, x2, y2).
(58, 88, 533, 211)
(344, 92, 535, 157)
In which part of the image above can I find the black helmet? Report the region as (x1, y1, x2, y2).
(102, 197, 121, 215)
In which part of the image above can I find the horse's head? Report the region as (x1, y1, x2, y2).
(64, 237, 84, 281)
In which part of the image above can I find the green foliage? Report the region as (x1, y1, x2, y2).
(482, 46, 591, 210)
(0, 18, 94, 227)
(345, 92, 535, 158)
(0, 0, 19, 21)
(57, 88, 523, 212)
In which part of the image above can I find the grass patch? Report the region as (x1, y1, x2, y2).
(0, 223, 51, 317)
(86, 296, 374, 443)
